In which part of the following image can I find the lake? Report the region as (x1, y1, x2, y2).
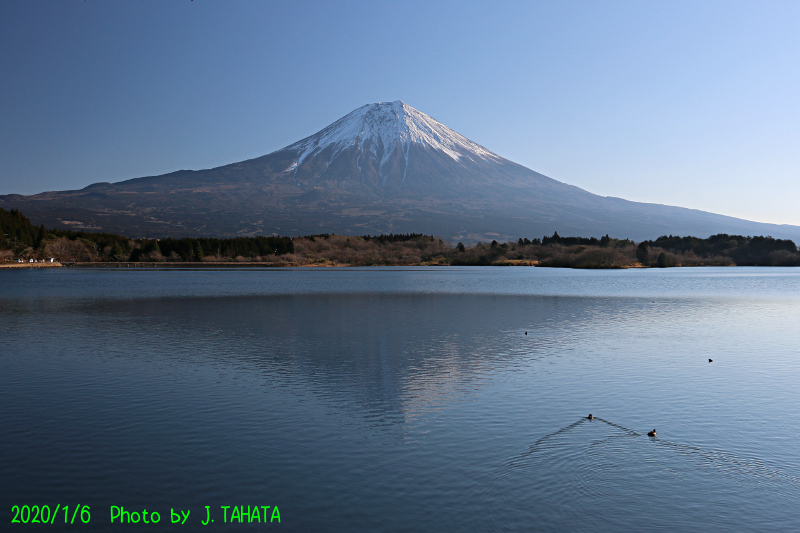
(2, 267, 800, 531)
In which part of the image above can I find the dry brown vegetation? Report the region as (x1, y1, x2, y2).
(289, 234, 451, 266)
(4, 205, 799, 269)
(240, 235, 644, 268)
(44, 237, 91, 262)
(449, 239, 639, 268)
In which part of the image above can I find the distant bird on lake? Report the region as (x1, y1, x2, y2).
(709, 359, 713, 363)
(647, 429, 657, 437)
(525, 331, 528, 335)
(587, 414, 594, 420)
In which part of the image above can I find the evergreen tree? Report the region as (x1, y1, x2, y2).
(34, 224, 46, 249)
(143, 239, 161, 255)
(110, 243, 124, 260)
(636, 242, 651, 265)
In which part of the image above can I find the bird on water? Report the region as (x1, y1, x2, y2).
(587, 414, 594, 420)
(647, 429, 657, 437)
(709, 358, 713, 363)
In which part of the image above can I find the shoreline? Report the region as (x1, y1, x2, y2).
(1, 261, 791, 270)
(0, 262, 64, 269)
(0, 261, 763, 270)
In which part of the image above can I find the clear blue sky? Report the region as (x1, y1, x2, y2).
(2, 0, 799, 225)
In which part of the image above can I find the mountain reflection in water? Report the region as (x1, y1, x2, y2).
(2, 267, 800, 531)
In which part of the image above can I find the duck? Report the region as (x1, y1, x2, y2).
(647, 429, 657, 437)
(708, 358, 713, 363)
(587, 414, 594, 420)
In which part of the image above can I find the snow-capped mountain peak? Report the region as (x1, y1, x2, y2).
(282, 101, 502, 170)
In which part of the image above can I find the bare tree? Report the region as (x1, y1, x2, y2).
(45, 237, 90, 262)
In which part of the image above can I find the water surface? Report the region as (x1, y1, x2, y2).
(2, 267, 799, 531)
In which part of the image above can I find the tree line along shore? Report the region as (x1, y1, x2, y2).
(2, 208, 799, 268)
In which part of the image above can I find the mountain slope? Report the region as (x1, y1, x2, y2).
(2, 100, 798, 242)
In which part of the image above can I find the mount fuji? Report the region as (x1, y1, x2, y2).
(2, 100, 799, 242)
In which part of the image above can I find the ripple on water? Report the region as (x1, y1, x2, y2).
(480, 416, 800, 532)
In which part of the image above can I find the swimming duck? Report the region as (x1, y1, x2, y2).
(647, 429, 657, 437)
(587, 414, 594, 420)
(708, 358, 713, 363)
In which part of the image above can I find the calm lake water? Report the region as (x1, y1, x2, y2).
(2, 267, 800, 531)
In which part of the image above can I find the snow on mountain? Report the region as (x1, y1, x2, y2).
(6, 99, 800, 243)
(280, 101, 502, 178)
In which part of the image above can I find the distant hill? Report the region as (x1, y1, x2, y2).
(3, 100, 799, 242)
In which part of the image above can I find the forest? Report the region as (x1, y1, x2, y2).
(0, 208, 293, 263)
(2, 208, 799, 267)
